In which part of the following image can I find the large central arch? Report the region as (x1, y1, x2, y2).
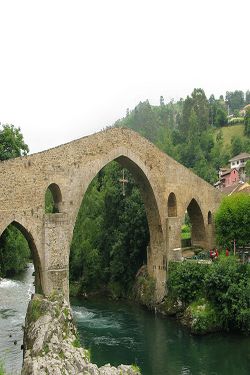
(68, 152, 166, 300)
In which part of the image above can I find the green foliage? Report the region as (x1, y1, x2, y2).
(133, 272, 156, 308)
(45, 189, 55, 213)
(131, 364, 141, 374)
(29, 298, 43, 322)
(215, 194, 250, 248)
(204, 258, 250, 332)
(69, 162, 149, 296)
(167, 261, 209, 304)
(0, 360, 5, 375)
(245, 107, 250, 137)
(181, 224, 191, 239)
(0, 224, 30, 277)
(0, 123, 29, 161)
(44, 344, 50, 355)
(226, 90, 245, 113)
(72, 334, 81, 348)
(245, 160, 250, 180)
(231, 135, 244, 156)
(184, 298, 221, 334)
(84, 348, 91, 362)
(228, 117, 244, 125)
(167, 259, 250, 333)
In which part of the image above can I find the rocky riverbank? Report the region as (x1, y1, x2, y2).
(22, 294, 140, 375)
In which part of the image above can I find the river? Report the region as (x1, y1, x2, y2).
(0, 263, 34, 374)
(0, 266, 250, 375)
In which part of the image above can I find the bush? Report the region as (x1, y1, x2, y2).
(167, 261, 209, 304)
(167, 258, 250, 334)
(182, 297, 222, 334)
(228, 117, 244, 125)
(215, 193, 250, 249)
(204, 257, 250, 332)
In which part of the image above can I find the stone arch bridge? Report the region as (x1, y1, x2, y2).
(0, 128, 221, 301)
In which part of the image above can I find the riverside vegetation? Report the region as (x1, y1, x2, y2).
(160, 257, 250, 335)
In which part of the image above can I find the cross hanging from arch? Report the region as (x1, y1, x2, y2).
(119, 169, 128, 196)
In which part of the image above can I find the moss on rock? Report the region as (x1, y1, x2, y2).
(181, 298, 222, 334)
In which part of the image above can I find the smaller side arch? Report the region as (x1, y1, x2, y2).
(45, 183, 62, 213)
(0, 220, 43, 294)
(208, 211, 212, 224)
(168, 192, 177, 217)
(186, 198, 207, 248)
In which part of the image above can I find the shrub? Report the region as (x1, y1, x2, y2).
(167, 261, 209, 304)
(182, 297, 222, 334)
(204, 257, 250, 332)
(215, 193, 250, 249)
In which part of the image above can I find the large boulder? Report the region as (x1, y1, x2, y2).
(22, 294, 140, 375)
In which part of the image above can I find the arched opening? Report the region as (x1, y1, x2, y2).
(187, 199, 206, 248)
(69, 156, 163, 299)
(168, 192, 177, 217)
(181, 211, 192, 248)
(181, 199, 207, 258)
(45, 183, 62, 213)
(208, 211, 212, 224)
(0, 221, 43, 372)
(0, 221, 42, 293)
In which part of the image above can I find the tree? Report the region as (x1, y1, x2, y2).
(226, 91, 245, 113)
(214, 107, 227, 127)
(231, 136, 243, 156)
(244, 107, 250, 137)
(245, 160, 250, 181)
(191, 88, 209, 132)
(245, 90, 250, 105)
(215, 194, 250, 248)
(0, 225, 30, 277)
(69, 162, 149, 296)
(0, 124, 29, 161)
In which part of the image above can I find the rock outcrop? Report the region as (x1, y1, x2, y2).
(22, 294, 140, 375)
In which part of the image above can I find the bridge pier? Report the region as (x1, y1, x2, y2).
(43, 213, 70, 300)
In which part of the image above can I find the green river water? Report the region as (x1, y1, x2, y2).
(0, 265, 249, 374)
(72, 296, 250, 375)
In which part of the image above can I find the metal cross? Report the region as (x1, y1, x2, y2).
(119, 169, 128, 196)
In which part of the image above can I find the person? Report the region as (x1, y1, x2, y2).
(209, 249, 213, 259)
(210, 249, 216, 261)
(226, 248, 229, 256)
(215, 249, 219, 258)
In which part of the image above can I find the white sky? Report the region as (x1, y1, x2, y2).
(0, 0, 249, 153)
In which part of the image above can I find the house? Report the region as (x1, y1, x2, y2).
(229, 152, 250, 181)
(214, 152, 250, 193)
(219, 168, 239, 187)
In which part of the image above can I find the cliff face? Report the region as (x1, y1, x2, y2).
(22, 294, 140, 375)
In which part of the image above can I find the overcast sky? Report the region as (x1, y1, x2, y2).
(0, 0, 249, 153)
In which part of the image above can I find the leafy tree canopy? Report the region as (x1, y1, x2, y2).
(215, 193, 250, 248)
(0, 124, 29, 161)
